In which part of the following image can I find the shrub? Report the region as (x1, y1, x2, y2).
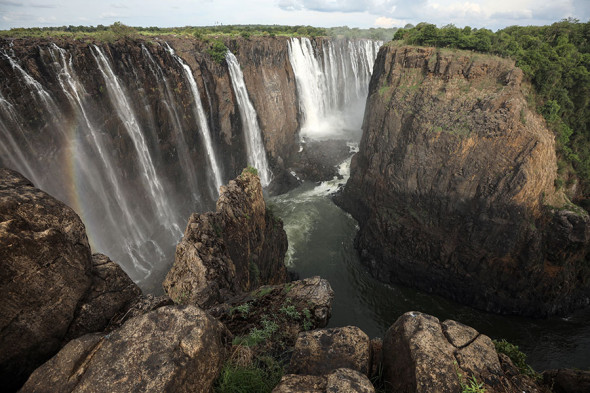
(493, 339, 538, 378)
(207, 40, 228, 64)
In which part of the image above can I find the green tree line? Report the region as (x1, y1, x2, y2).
(395, 19, 590, 201)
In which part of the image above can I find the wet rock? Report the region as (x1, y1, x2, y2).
(382, 311, 542, 393)
(338, 45, 590, 316)
(542, 369, 590, 393)
(64, 253, 141, 341)
(0, 168, 92, 390)
(288, 326, 370, 376)
(273, 368, 374, 393)
(163, 169, 288, 308)
(20, 305, 231, 393)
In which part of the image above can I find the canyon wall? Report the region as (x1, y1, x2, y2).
(338, 44, 590, 316)
(0, 35, 379, 289)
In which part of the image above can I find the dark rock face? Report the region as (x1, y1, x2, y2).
(542, 369, 590, 393)
(64, 253, 142, 341)
(20, 305, 231, 393)
(0, 168, 92, 390)
(382, 312, 542, 393)
(163, 170, 288, 307)
(339, 45, 590, 316)
(288, 326, 370, 376)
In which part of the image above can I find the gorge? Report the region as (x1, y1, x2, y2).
(1, 31, 590, 382)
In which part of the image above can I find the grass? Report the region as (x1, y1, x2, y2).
(232, 316, 279, 347)
(214, 356, 283, 393)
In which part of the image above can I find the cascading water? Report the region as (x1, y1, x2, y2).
(226, 51, 271, 186)
(164, 43, 224, 196)
(288, 38, 382, 139)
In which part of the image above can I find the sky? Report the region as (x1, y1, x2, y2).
(0, 0, 589, 31)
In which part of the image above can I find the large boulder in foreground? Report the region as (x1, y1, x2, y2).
(382, 311, 541, 393)
(163, 169, 288, 308)
(338, 45, 590, 316)
(20, 305, 231, 393)
(0, 169, 142, 391)
(0, 168, 93, 390)
(288, 326, 370, 376)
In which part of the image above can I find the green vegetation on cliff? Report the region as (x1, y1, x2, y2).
(394, 19, 590, 200)
(0, 23, 396, 41)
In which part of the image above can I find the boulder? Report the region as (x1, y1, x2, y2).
(288, 326, 370, 376)
(286, 276, 334, 328)
(20, 305, 231, 393)
(273, 368, 374, 393)
(0, 168, 92, 390)
(64, 253, 141, 341)
(542, 369, 590, 393)
(163, 169, 288, 308)
(382, 311, 542, 393)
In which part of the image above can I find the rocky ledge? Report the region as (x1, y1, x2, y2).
(338, 44, 590, 316)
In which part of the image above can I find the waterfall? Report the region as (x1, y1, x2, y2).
(141, 44, 201, 201)
(288, 38, 382, 139)
(164, 43, 223, 196)
(226, 51, 271, 186)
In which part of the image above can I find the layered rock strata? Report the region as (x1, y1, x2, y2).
(339, 45, 590, 316)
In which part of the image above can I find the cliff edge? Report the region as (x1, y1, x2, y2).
(338, 45, 590, 316)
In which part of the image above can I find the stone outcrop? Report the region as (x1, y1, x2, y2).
(0, 168, 93, 390)
(0, 169, 141, 391)
(163, 169, 288, 308)
(381, 312, 542, 393)
(273, 368, 375, 393)
(64, 253, 141, 341)
(288, 326, 370, 376)
(20, 305, 231, 393)
(338, 44, 590, 316)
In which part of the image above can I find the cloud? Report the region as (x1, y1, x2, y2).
(37, 15, 57, 23)
(0, 0, 23, 6)
(374, 16, 403, 27)
(30, 2, 59, 8)
(99, 12, 122, 19)
(110, 3, 129, 9)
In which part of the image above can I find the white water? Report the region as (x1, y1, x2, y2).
(164, 43, 224, 196)
(288, 38, 382, 139)
(91, 46, 182, 238)
(226, 51, 272, 186)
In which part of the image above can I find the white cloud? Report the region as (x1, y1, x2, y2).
(37, 15, 56, 23)
(374, 16, 403, 27)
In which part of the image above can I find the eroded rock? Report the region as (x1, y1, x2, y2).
(288, 326, 370, 376)
(163, 169, 288, 308)
(382, 311, 542, 393)
(64, 253, 141, 341)
(20, 305, 231, 393)
(542, 368, 590, 393)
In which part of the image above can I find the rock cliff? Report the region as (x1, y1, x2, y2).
(163, 168, 288, 307)
(338, 44, 590, 316)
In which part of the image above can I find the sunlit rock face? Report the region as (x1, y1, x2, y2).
(338, 45, 590, 317)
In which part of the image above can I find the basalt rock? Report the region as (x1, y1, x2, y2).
(0, 169, 139, 391)
(163, 170, 288, 308)
(20, 305, 231, 393)
(381, 312, 543, 393)
(338, 45, 590, 316)
(542, 368, 590, 393)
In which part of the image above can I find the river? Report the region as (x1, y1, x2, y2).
(270, 147, 590, 372)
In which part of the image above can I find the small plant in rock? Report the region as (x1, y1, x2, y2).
(214, 355, 283, 393)
(244, 165, 258, 176)
(230, 302, 251, 319)
(455, 361, 486, 393)
(279, 303, 300, 320)
(493, 339, 538, 379)
(233, 315, 279, 347)
(207, 40, 228, 64)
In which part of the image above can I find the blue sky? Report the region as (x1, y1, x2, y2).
(0, 0, 589, 31)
